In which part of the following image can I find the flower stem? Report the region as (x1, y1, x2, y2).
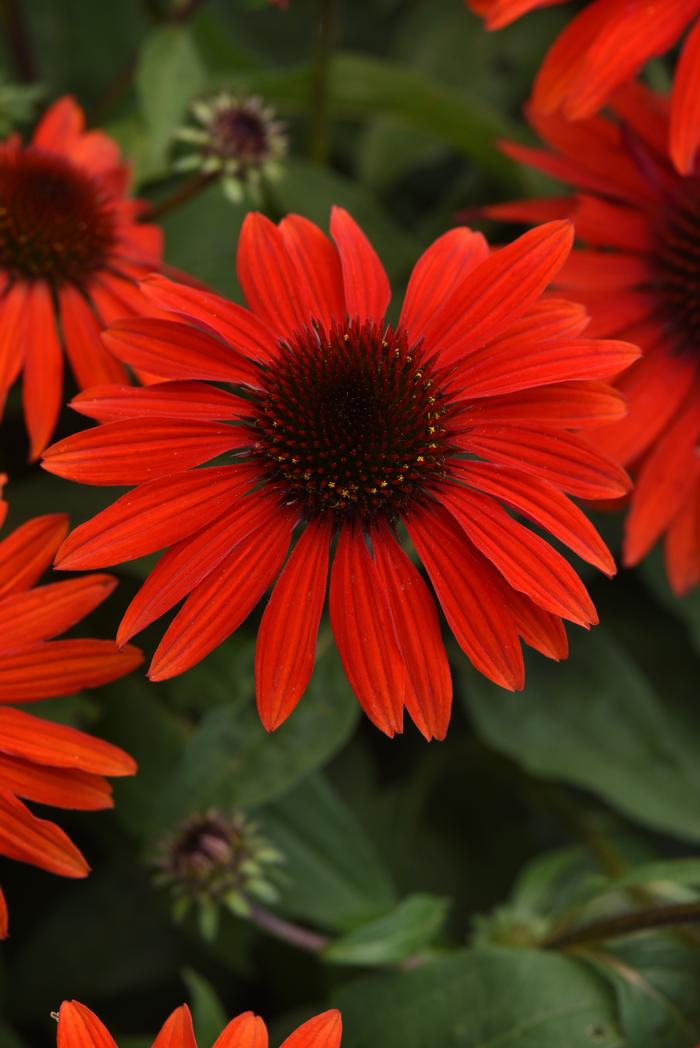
(0, 0, 36, 82)
(144, 172, 217, 221)
(545, 900, 700, 950)
(307, 0, 336, 164)
(248, 901, 330, 953)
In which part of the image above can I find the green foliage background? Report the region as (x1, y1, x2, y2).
(1, 1, 700, 1045)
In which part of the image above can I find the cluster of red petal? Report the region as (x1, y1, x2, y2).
(466, 0, 700, 174)
(0, 96, 164, 458)
(44, 208, 637, 740)
(57, 1001, 341, 1048)
(489, 83, 700, 594)
(0, 513, 142, 939)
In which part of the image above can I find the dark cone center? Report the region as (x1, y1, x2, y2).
(0, 146, 117, 283)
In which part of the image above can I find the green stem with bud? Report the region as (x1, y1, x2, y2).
(248, 901, 330, 953)
(544, 900, 700, 950)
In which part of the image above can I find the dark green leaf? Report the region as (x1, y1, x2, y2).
(324, 893, 448, 966)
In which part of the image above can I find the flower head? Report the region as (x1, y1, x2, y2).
(466, 0, 700, 172)
(176, 93, 286, 202)
(0, 95, 165, 457)
(155, 808, 283, 935)
(488, 81, 700, 594)
(56, 1001, 341, 1048)
(0, 510, 142, 937)
(44, 209, 637, 739)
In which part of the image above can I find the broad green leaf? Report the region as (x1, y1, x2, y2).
(639, 552, 700, 659)
(614, 859, 700, 892)
(324, 893, 448, 966)
(462, 631, 700, 843)
(135, 25, 206, 178)
(183, 969, 228, 1048)
(589, 938, 700, 1048)
(229, 52, 514, 177)
(335, 947, 622, 1047)
(162, 181, 246, 296)
(152, 639, 359, 826)
(263, 773, 397, 932)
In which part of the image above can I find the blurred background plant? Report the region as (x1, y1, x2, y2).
(1, 1, 700, 1047)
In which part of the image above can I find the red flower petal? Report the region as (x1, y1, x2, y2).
(149, 509, 295, 681)
(671, 16, 700, 173)
(238, 212, 314, 336)
(60, 284, 127, 389)
(573, 195, 651, 252)
(54, 466, 256, 569)
(32, 95, 83, 150)
(0, 639, 142, 702)
(665, 484, 700, 596)
(213, 1012, 268, 1048)
(280, 1011, 342, 1048)
(118, 487, 271, 645)
(406, 502, 524, 691)
(70, 381, 247, 423)
(452, 459, 615, 573)
(328, 526, 405, 737)
(400, 227, 489, 342)
(330, 206, 390, 322)
(57, 1001, 118, 1048)
(468, 0, 558, 30)
(624, 397, 700, 565)
(505, 586, 569, 660)
(0, 574, 117, 648)
(371, 522, 452, 741)
(0, 706, 136, 775)
(461, 381, 627, 429)
(256, 518, 332, 731)
(280, 214, 346, 328)
(152, 1005, 197, 1048)
(422, 221, 573, 362)
(22, 281, 63, 460)
(102, 317, 261, 386)
(141, 274, 279, 363)
(0, 514, 68, 598)
(449, 337, 639, 399)
(43, 418, 249, 485)
(0, 754, 112, 811)
(0, 790, 89, 878)
(0, 283, 28, 411)
(441, 483, 597, 626)
(461, 425, 632, 499)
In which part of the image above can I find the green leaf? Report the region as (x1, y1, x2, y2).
(229, 52, 515, 178)
(614, 859, 700, 892)
(263, 773, 397, 932)
(335, 947, 622, 1047)
(135, 24, 206, 178)
(152, 639, 359, 827)
(161, 181, 247, 296)
(462, 631, 700, 843)
(324, 893, 448, 966)
(639, 551, 700, 659)
(589, 938, 700, 1048)
(0, 1024, 27, 1048)
(182, 969, 228, 1048)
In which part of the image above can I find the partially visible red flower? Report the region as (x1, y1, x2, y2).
(0, 95, 165, 458)
(0, 511, 142, 938)
(44, 209, 637, 739)
(486, 81, 700, 593)
(56, 1001, 341, 1048)
(466, 0, 700, 173)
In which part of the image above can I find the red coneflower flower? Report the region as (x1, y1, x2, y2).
(0, 511, 142, 938)
(44, 209, 638, 739)
(466, 0, 700, 173)
(486, 81, 700, 594)
(56, 1001, 341, 1048)
(0, 95, 164, 458)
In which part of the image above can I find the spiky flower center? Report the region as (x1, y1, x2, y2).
(653, 178, 700, 353)
(209, 107, 268, 162)
(0, 146, 116, 283)
(249, 318, 452, 523)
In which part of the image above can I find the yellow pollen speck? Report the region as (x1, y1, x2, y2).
(397, 475, 404, 483)
(428, 425, 436, 435)
(380, 480, 388, 488)
(369, 487, 378, 494)
(416, 455, 425, 462)
(340, 488, 350, 497)
(343, 333, 349, 341)
(382, 339, 388, 347)
(303, 472, 311, 480)
(328, 481, 336, 488)
(429, 442, 438, 449)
